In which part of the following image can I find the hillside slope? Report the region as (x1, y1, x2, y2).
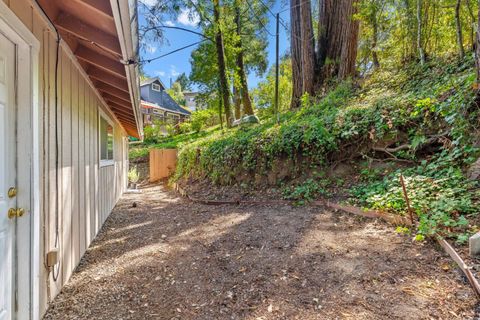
(175, 58, 480, 242)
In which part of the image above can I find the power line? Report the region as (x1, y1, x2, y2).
(140, 39, 208, 64)
(255, 0, 303, 42)
(245, 0, 275, 37)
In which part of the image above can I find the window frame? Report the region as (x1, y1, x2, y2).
(98, 110, 115, 167)
(152, 83, 161, 92)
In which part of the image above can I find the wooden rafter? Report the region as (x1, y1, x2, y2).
(108, 102, 133, 113)
(108, 104, 135, 118)
(103, 93, 131, 108)
(72, 0, 113, 21)
(96, 82, 131, 103)
(55, 11, 122, 57)
(76, 45, 125, 78)
(88, 67, 129, 92)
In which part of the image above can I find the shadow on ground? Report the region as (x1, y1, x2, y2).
(43, 184, 477, 320)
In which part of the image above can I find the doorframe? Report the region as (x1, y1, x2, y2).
(0, 2, 40, 320)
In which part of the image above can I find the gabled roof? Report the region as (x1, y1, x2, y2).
(141, 90, 191, 116)
(141, 77, 166, 89)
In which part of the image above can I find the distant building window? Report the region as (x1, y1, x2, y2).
(99, 116, 114, 165)
(152, 83, 161, 91)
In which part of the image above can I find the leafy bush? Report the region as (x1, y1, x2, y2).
(351, 151, 480, 243)
(282, 179, 330, 205)
(128, 166, 140, 183)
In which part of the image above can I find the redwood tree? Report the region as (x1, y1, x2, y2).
(213, 0, 232, 126)
(291, 0, 360, 108)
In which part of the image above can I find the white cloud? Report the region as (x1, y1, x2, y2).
(170, 65, 180, 77)
(177, 8, 200, 27)
(154, 71, 166, 77)
(164, 20, 175, 27)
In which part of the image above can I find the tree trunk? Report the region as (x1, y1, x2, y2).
(417, 0, 426, 64)
(476, 0, 480, 84)
(455, 0, 465, 59)
(233, 83, 241, 119)
(300, 0, 315, 95)
(213, 0, 232, 127)
(466, 0, 475, 51)
(234, 4, 254, 116)
(317, 0, 360, 81)
(372, 17, 380, 69)
(290, 0, 303, 108)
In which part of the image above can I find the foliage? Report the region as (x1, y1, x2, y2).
(282, 178, 330, 205)
(174, 57, 480, 241)
(128, 166, 140, 183)
(166, 82, 186, 106)
(351, 151, 480, 243)
(129, 125, 221, 160)
(253, 56, 293, 118)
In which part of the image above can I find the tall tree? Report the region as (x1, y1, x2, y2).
(234, 0, 255, 116)
(290, 0, 304, 108)
(416, 0, 426, 64)
(291, 0, 359, 108)
(455, 0, 465, 59)
(213, 0, 233, 126)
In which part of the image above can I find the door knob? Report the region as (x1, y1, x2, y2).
(8, 187, 17, 198)
(7, 208, 25, 219)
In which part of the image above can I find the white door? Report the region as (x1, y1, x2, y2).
(0, 32, 17, 320)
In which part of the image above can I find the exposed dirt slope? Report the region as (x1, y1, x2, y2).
(43, 185, 477, 319)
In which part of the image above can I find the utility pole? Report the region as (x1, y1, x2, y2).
(274, 13, 280, 124)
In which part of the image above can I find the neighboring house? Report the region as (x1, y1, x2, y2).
(140, 78, 191, 125)
(0, 1, 141, 319)
(184, 91, 199, 111)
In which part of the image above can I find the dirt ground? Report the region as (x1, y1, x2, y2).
(43, 184, 478, 320)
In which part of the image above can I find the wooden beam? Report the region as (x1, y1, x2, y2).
(55, 12, 121, 56)
(108, 104, 135, 118)
(74, 0, 113, 20)
(96, 82, 131, 103)
(103, 93, 131, 108)
(114, 115, 136, 126)
(88, 68, 129, 92)
(75, 45, 125, 79)
(107, 100, 131, 110)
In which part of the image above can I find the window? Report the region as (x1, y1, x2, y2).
(100, 116, 114, 165)
(152, 83, 161, 91)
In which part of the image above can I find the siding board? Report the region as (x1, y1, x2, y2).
(3, 1, 132, 315)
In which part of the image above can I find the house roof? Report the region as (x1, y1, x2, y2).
(141, 100, 188, 116)
(141, 77, 167, 89)
(140, 90, 191, 116)
(36, 0, 142, 138)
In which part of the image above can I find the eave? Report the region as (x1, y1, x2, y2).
(36, 0, 142, 139)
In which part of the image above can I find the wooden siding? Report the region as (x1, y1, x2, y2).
(2, 0, 129, 316)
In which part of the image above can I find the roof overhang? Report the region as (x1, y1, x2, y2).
(36, 0, 143, 139)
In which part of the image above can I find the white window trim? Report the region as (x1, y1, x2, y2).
(152, 83, 161, 92)
(98, 109, 115, 167)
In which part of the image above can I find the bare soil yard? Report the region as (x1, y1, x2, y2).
(44, 184, 477, 319)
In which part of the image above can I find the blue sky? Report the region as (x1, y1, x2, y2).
(139, 0, 291, 90)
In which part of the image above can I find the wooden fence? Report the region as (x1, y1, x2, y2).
(149, 149, 178, 182)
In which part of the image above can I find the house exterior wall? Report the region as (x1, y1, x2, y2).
(140, 84, 151, 102)
(2, 0, 130, 316)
